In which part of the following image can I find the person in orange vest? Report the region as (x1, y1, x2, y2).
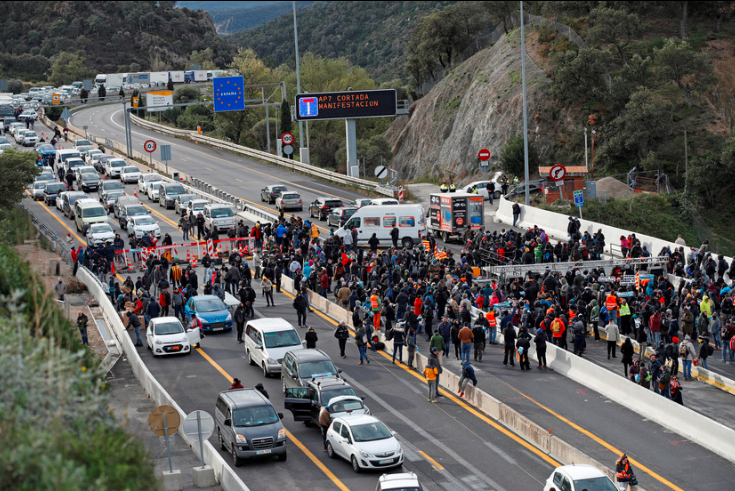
(615, 453, 638, 489)
(551, 315, 567, 350)
(485, 309, 498, 344)
(370, 288, 382, 331)
(606, 291, 619, 324)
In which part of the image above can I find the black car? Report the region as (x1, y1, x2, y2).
(283, 377, 367, 427)
(42, 182, 67, 206)
(504, 181, 544, 201)
(309, 197, 345, 221)
(78, 172, 100, 192)
(261, 184, 288, 204)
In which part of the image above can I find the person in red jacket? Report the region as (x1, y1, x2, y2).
(159, 287, 171, 317)
(320, 268, 329, 298)
(229, 378, 244, 390)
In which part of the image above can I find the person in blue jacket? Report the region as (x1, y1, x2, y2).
(457, 361, 477, 398)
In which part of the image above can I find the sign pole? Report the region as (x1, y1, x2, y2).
(149, 152, 152, 171)
(197, 410, 205, 469)
(163, 413, 173, 473)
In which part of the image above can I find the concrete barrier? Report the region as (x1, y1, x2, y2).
(77, 268, 249, 491)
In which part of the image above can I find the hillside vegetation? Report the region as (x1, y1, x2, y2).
(177, 1, 317, 35)
(228, 1, 453, 83)
(0, 1, 233, 83)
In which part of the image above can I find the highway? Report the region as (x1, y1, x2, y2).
(20, 110, 735, 490)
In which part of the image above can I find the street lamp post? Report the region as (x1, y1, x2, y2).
(520, 1, 530, 205)
(293, 1, 304, 153)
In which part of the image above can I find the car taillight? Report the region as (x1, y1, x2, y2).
(322, 206, 328, 210)
(299, 200, 302, 204)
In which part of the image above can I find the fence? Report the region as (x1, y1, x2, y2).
(17, 201, 73, 264)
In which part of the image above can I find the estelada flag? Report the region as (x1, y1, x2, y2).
(422, 240, 431, 251)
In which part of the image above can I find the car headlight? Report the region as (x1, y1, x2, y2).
(199, 318, 208, 324)
(360, 450, 371, 458)
(267, 358, 277, 364)
(179, 337, 188, 344)
(226, 313, 232, 322)
(155, 339, 163, 345)
(277, 429, 285, 440)
(236, 434, 247, 444)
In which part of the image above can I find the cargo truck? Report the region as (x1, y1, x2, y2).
(428, 192, 484, 243)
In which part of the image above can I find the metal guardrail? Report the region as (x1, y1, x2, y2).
(17, 201, 73, 264)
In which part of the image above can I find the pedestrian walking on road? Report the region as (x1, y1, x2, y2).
(389, 322, 405, 364)
(262, 277, 274, 306)
(534, 328, 547, 368)
(305, 326, 318, 349)
(319, 404, 331, 451)
(334, 321, 349, 358)
(406, 328, 417, 369)
(234, 302, 246, 343)
(126, 311, 144, 347)
(356, 330, 370, 365)
(615, 454, 639, 490)
(76, 311, 89, 345)
(293, 292, 308, 327)
(621, 338, 634, 378)
(424, 349, 439, 403)
(606, 319, 620, 359)
(55, 278, 66, 301)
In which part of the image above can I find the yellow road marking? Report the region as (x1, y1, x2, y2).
(277, 289, 561, 467)
(235, 178, 243, 183)
(25, 191, 87, 245)
(205, 167, 214, 171)
(419, 450, 444, 470)
(194, 347, 349, 491)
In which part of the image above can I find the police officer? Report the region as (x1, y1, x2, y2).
(440, 182, 448, 193)
(449, 182, 456, 193)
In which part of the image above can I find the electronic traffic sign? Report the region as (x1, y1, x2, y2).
(295, 89, 397, 121)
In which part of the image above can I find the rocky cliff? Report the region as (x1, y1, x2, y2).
(387, 28, 554, 181)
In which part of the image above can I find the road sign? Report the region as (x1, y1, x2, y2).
(295, 89, 397, 121)
(148, 405, 180, 437)
(555, 179, 564, 187)
(144, 140, 156, 153)
(549, 164, 566, 181)
(161, 144, 171, 161)
(60, 108, 72, 120)
(574, 190, 584, 207)
(0, 79, 6, 91)
(398, 186, 404, 202)
(374, 165, 388, 179)
(146, 91, 173, 112)
(52, 94, 61, 105)
(132, 97, 139, 108)
(183, 410, 215, 442)
(478, 149, 490, 161)
(213, 76, 245, 113)
(83, 79, 93, 91)
(281, 132, 294, 145)
(283, 145, 293, 156)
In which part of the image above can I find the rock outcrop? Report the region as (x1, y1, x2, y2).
(388, 29, 554, 181)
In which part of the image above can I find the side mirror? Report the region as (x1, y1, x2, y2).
(342, 438, 349, 444)
(360, 395, 365, 400)
(337, 368, 343, 374)
(224, 418, 232, 427)
(292, 375, 298, 380)
(186, 328, 192, 333)
(278, 413, 284, 420)
(391, 430, 397, 436)
(256, 344, 263, 349)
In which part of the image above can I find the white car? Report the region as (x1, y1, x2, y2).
(146, 316, 201, 357)
(56, 191, 69, 211)
(9, 122, 25, 137)
(138, 173, 162, 194)
(85, 222, 115, 246)
(87, 149, 103, 164)
(31, 180, 50, 200)
(120, 166, 142, 184)
(105, 158, 127, 179)
(275, 192, 303, 211)
(543, 464, 618, 491)
(376, 472, 422, 491)
(147, 181, 162, 202)
(21, 131, 39, 146)
(127, 215, 161, 240)
(0, 143, 12, 153)
(186, 198, 208, 217)
(15, 128, 29, 143)
(77, 145, 95, 160)
(74, 165, 97, 182)
(326, 415, 403, 472)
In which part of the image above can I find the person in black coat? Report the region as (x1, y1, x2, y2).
(534, 328, 547, 368)
(234, 302, 247, 343)
(621, 338, 635, 378)
(503, 323, 517, 367)
(305, 326, 318, 349)
(516, 327, 532, 370)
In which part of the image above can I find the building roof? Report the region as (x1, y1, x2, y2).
(538, 166, 588, 175)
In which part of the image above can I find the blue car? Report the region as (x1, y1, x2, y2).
(184, 295, 233, 332)
(37, 143, 56, 166)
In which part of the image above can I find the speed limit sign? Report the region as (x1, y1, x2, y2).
(281, 132, 294, 145)
(144, 140, 157, 153)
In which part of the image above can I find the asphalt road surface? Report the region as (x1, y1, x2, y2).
(19, 111, 735, 491)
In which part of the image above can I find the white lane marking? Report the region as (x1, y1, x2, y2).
(484, 441, 518, 465)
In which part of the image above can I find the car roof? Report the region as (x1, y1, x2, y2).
(334, 414, 379, 426)
(193, 294, 224, 303)
(554, 464, 609, 480)
(311, 376, 350, 389)
(378, 472, 420, 488)
(220, 388, 270, 408)
(246, 317, 296, 332)
(290, 348, 332, 362)
(149, 316, 182, 326)
(190, 199, 209, 204)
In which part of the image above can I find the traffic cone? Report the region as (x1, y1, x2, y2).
(133, 187, 137, 197)
(66, 233, 73, 245)
(191, 255, 198, 268)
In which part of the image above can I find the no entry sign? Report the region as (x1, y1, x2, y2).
(478, 149, 491, 161)
(549, 164, 566, 181)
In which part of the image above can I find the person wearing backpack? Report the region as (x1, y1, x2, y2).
(698, 334, 712, 369)
(658, 365, 672, 398)
(679, 335, 697, 381)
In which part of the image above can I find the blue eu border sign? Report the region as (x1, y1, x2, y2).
(213, 76, 245, 113)
(294, 89, 397, 121)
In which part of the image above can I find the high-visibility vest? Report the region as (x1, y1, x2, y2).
(311, 225, 319, 238)
(606, 295, 618, 312)
(449, 184, 456, 191)
(486, 312, 497, 327)
(619, 303, 631, 316)
(616, 462, 631, 480)
(370, 295, 380, 311)
(440, 184, 448, 192)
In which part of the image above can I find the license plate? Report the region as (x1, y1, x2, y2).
(256, 449, 271, 455)
(378, 459, 391, 465)
(213, 327, 223, 331)
(171, 346, 180, 351)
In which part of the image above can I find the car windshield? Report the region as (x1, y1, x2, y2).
(299, 360, 337, 379)
(350, 421, 392, 442)
(325, 200, 343, 207)
(106, 191, 125, 200)
(150, 182, 162, 190)
(67, 194, 85, 205)
(103, 182, 123, 191)
(210, 207, 233, 218)
(45, 183, 66, 193)
(232, 406, 279, 428)
(272, 186, 287, 193)
(329, 399, 364, 414)
(145, 176, 162, 182)
(191, 201, 207, 210)
(178, 195, 196, 204)
(343, 208, 357, 218)
(134, 216, 156, 226)
(77, 146, 93, 153)
(110, 160, 126, 168)
(67, 160, 84, 168)
(39, 144, 54, 152)
(83, 207, 106, 218)
(126, 205, 147, 216)
(76, 139, 91, 146)
(89, 223, 112, 233)
(195, 298, 225, 312)
(573, 477, 618, 491)
(122, 167, 139, 174)
(61, 152, 80, 161)
(282, 194, 299, 199)
(154, 321, 184, 336)
(34, 182, 46, 189)
(81, 173, 98, 181)
(263, 330, 300, 348)
(165, 185, 185, 195)
(322, 388, 358, 407)
(24, 132, 37, 138)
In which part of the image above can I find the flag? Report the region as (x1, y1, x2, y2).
(433, 244, 440, 260)
(422, 240, 431, 251)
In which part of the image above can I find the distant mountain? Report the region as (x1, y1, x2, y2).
(227, 1, 452, 83)
(0, 1, 234, 82)
(177, 1, 318, 35)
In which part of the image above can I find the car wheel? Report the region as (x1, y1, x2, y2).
(401, 237, 414, 248)
(326, 442, 336, 459)
(231, 441, 243, 467)
(282, 379, 287, 394)
(218, 429, 226, 450)
(247, 350, 256, 366)
(262, 363, 269, 378)
(441, 231, 449, 243)
(299, 207, 303, 211)
(494, 191, 501, 199)
(351, 455, 361, 473)
(276, 452, 287, 462)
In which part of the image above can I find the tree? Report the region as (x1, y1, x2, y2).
(0, 149, 39, 210)
(173, 86, 200, 104)
(500, 134, 537, 178)
(482, 1, 519, 35)
(7, 79, 24, 94)
(550, 48, 613, 102)
(79, 88, 88, 104)
(587, 7, 641, 65)
(655, 39, 716, 107)
(97, 84, 106, 102)
(49, 52, 87, 87)
(280, 98, 292, 135)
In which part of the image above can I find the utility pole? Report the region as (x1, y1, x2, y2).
(520, 1, 530, 205)
(293, 2, 304, 154)
(584, 127, 588, 173)
(684, 129, 688, 193)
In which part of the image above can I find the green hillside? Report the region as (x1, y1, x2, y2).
(177, 1, 318, 34)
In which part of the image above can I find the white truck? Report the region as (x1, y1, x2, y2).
(95, 74, 107, 85)
(150, 72, 169, 87)
(169, 71, 185, 83)
(106, 73, 125, 87)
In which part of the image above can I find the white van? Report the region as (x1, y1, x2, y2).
(335, 204, 426, 249)
(203, 203, 236, 233)
(56, 149, 81, 168)
(244, 318, 304, 376)
(74, 199, 108, 232)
